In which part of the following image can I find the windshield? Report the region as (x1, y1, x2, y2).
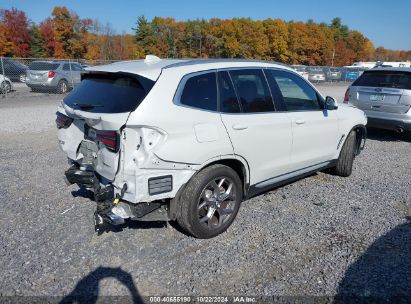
(353, 71, 411, 89)
(29, 62, 60, 71)
(64, 73, 155, 113)
(309, 68, 323, 74)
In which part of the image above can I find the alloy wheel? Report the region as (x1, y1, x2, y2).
(197, 177, 237, 230)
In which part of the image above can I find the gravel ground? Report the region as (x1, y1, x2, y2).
(0, 85, 410, 302)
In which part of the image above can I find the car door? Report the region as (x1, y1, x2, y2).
(219, 69, 293, 186)
(267, 69, 339, 171)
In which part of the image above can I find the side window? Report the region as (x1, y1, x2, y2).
(229, 69, 274, 113)
(72, 63, 83, 71)
(178, 72, 217, 111)
(218, 71, 241, 113)
(63, 64, 70, 71)
(269, 70, 321, 111)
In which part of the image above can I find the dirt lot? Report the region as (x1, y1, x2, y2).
(0, 83, 410, 302)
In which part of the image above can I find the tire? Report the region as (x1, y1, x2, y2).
(19, 73, 26, 83)
(0, 81, 11, 94)
(57, 80, 68, 94)
(176, 164, 242, 238)
(332, 130, 357, 177)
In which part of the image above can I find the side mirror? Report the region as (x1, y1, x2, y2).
(325, 96, 338, 110)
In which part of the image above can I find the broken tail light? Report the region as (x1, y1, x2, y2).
(96, 130, 119, 152)
(56, 112, 73, 129)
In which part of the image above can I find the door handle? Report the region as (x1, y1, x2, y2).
(295, 119, 306, 125)
(232, 124, 248, 130)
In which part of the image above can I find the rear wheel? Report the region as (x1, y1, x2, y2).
(57, 80, 68, 94)
(0, 81, 11, 93)
(19, 73, 26, 83)
(176, 164, 242, 238)
(332, 130, 357, 177)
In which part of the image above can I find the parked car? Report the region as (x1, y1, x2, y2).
(0, 58, 28, 82)
(57, 56, 367, 238)
(0, 75, 14, 93)
(307, 67, 326, 82)
(291, 65, 309, 80)
(325, 67, 342, 82)
(26, 61, 84, 94)
(345, 67, 411, 134)
(342, 67, 369, 82)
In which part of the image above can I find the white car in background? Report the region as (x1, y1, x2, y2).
(56, 56, 367, 238)
(291, 64, 309, 80)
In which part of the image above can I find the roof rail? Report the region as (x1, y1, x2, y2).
(162, 58, 289, 70)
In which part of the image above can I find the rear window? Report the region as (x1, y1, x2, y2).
(29, 62, 60, 70)
(64, 74, 154, 113)
(353, 71, 411, 89)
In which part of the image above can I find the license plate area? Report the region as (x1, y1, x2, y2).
(370, 94, 385, 102)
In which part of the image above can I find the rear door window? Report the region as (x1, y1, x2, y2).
(353, 71, 411, 89)
(29, 62, 60, 70)
(268, 70, 322, 111)
(64, 73, 154, 113)
(177, 72, 217, 111)
(229, 69, 274, 113)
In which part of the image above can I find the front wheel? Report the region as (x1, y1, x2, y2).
(0, 81, 11, 93)
(331, 130, 357, 177)
(176, 164, 242, 238)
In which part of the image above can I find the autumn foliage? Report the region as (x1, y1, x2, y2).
(0, 7, 410, 66)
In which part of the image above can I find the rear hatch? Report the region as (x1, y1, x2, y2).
(57, 72, 154, 181)
(27, 62, 59, 83)
(349, 70, 411, 114)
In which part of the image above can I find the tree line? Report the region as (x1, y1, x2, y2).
(0, 6, 410, 66)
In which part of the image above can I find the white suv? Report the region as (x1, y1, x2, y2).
(56, 56, 367, 238)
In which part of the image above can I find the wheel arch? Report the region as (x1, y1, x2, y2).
(339, 124, 367, 156)
(168, 155, 250, 221)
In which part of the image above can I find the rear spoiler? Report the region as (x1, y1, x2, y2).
(80, 71, 155, 93)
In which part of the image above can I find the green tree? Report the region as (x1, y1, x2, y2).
(29, 24, 45, 57)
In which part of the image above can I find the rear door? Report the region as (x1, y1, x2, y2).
(219, 69, 293, 185)
(350, 70, 411, 114)
(59, 73, 154, 181)
(267, 69, 339, 171)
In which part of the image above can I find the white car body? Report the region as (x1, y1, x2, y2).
(56, 56, 367, 235)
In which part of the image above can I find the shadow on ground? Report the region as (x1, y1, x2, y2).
(335, 217, 411, 303)
(60, 266, 143, 304)
(366, 128, 411, 143)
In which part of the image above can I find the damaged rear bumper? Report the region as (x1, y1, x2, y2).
(64, 165, 169, 229)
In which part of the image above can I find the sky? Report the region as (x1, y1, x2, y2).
(1, 0, 410, 50)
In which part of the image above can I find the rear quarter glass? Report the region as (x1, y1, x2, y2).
(63, 73, 155, 113)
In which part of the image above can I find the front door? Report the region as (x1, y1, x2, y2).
(267, 69, 339, 171)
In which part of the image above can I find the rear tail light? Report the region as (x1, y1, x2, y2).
(343, 88, 350, 104)
(56, 112, 73, 129)
(48, 70, 56, 78)
(96, 130, 119, 152)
